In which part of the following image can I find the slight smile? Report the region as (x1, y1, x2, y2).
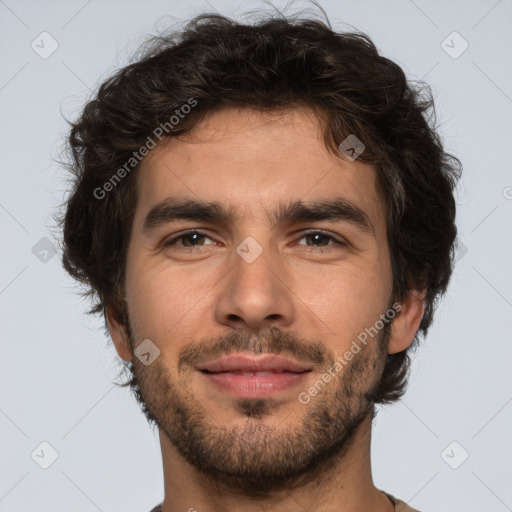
(197, 353, 313, 399)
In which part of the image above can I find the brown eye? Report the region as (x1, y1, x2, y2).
(297, 231, 346, 250)
(164, 231, 214, 248)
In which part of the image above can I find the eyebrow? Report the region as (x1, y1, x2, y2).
(142, 197, 375, 236)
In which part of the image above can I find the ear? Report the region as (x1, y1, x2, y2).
(106, 303, 132, 362)
(388, 288, 426, 354)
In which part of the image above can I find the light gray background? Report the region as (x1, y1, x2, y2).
(1, 0, 511, 510)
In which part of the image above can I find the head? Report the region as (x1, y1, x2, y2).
(57, 10, 461, 495)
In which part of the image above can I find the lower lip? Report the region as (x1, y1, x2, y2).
(200, 371, 310, 398)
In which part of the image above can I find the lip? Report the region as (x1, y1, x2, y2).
(198, 354, 313, 373)
(197, 354, 313, 399)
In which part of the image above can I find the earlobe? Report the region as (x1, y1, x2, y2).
(106, 303, 132, 362)
(388, 288, 426, 354)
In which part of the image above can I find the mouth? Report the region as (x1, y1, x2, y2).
(197, 354, 313, 399)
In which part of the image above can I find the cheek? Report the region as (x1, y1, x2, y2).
(294, 263, 390, 341)
(125, 262, 199, 341)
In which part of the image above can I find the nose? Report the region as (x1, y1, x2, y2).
(214, 241, 295, 332)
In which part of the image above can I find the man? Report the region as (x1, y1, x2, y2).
(58, 8, 461, 512)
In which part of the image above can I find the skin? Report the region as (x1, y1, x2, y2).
(107, 106, 426, 512)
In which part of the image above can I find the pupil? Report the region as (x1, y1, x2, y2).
(310, 233, 327, 246)
(185, 233, 202, 246)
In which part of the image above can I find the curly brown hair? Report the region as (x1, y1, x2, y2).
(55, 9, 462, 404)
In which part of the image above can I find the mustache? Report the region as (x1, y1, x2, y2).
(178, 327, 334, 372)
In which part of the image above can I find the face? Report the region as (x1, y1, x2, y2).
(109, 107, 415, 496)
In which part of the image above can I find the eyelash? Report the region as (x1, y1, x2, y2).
(163, 230, 347, 252)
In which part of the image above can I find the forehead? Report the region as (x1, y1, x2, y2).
(134, 107, 385, 229)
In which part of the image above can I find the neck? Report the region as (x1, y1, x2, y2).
(157, 411, 394, 512)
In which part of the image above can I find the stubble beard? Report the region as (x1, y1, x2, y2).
(120, 323, 390, 498)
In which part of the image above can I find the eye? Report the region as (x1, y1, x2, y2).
(163, 229, 347, 252)
(295, 230, 347, 250)
(164, 230, 215, 249)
